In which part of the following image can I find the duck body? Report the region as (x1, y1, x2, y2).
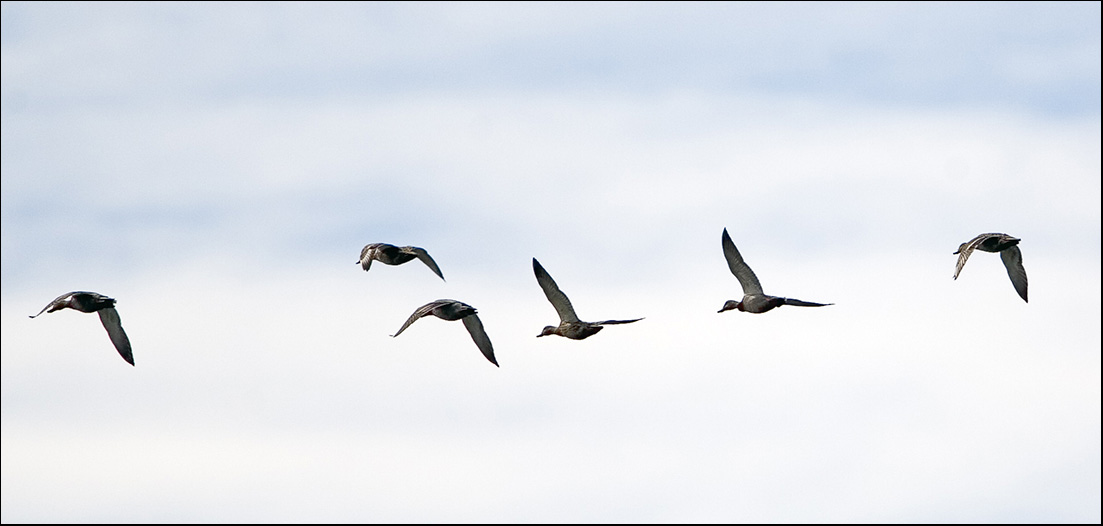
(718, 294, 828, 314)
(398, 299, 477, 324)
(32, 291, 116, 315)
(540, 321, 605, 340)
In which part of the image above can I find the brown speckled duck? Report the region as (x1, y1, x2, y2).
(358, 243, 445, 281)
(533, 258, 642, 340)
(718, 228, 833, 314)
(953, 233, 1028, 302)
(29, 291, 134, 366)
(391, 299, 497, 367)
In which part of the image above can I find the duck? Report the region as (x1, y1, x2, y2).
(533, 258, 642, 340)
(29, 291, 134, 366)
(391, 299, 497, 367)
(718, 228, 833, 314)
(358, 243, 445, 281)
(953, 233, 1028, 302)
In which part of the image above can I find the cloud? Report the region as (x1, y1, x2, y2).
(3, 90, 1098, 291)
(2, 2, 1100, 522)
(2, 3, 1099, 110)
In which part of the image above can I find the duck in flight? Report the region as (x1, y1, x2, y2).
(532, 258, 643, 340)
(718, 228, 833, 314)
(29, 291, 134, 366)
(952, 233, 1028, 303)
(391, 299, 498, 367)
(358, 243, 445, 281)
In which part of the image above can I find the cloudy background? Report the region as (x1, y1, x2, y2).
(2, 2, 1100, 522)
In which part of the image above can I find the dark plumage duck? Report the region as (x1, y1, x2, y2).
(532, 258, 642, 340)
(29, 291, 134, 366)
(718, 228, 833, 314)
(953, 233, 1028, 302)
(391, 299, 497, 367)
(358, 243, 445, 281)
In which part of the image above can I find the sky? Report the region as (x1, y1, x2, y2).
(2, 2, 1100, 523)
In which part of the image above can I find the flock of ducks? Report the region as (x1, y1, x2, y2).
(29, 230, 1029, 368)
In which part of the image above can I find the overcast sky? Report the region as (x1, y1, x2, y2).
(2, 2, 1100, 523)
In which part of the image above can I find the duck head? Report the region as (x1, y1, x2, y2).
(537, 325, 558, 337)
(718, 300, 743, 313)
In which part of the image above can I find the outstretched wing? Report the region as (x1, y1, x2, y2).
(532, 258, 579, 323)
(595, 318, 644, 325)
(29, 291, 76, 318)
(782, 298, 832, 307)
(391, 301, 438, 337)
(98, 307, 134, 366)
(359, 243, 377, 271)
(1000, 245, 1028, 303)
(722, 228, 763, 295)
(408, 246, 445, 281)
(953, 234, 987, 280)
(461, 314, 498, 367)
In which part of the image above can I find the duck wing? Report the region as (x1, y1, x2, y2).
(407, 246, 445, 281)
(98, 307, 134, 366)
(953, 234, 988, 280)
(595, 318, 644, 325)
(1000, 245, 1029, 302)
(29, 292, 75, 318)
(783, 298, 832, 307)
(391, 301, 440, 337)
(358, 243, 381, 271)
(461, 314, 498, 367)
(722, 228, 763, 295)
(533, 258, 580, 323)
